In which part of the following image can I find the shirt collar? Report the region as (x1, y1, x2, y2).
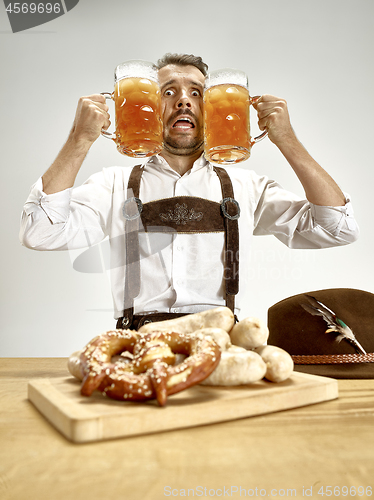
(145, 154, 213, 176)
(192, 154, 212, 172)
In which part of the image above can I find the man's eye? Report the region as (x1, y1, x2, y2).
(191, 90, 201, 97)
(164, 89, 174, 96)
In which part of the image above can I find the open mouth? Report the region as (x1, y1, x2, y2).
(172, 117, 195, 129)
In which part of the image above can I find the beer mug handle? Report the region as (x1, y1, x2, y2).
(250, 95, 268, 144)
(100, 92, 116, 140)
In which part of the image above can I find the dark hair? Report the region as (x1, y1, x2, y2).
(156, 53, 208, 77)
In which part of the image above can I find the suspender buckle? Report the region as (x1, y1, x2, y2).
(121, 316, 132, 328)
(122, 197, 143, 221)
(221, 197, 240, 220)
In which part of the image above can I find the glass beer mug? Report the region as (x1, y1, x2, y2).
(101, 60, 163, 157)
(204, 69, 267, 164)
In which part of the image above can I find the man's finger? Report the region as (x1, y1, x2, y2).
(88, 93, 108, 104)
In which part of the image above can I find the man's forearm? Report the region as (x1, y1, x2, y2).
(41, 135, 91, 194)
(277, 134, 346, 207)
(41, 94, 110, 195)
(254, 95, 346, 207)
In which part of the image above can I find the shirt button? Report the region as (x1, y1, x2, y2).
(173, 308, 180, 313)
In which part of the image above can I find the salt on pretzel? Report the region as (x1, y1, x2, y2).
(68, 329, 221, 406)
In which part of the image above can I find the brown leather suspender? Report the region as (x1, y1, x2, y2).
(117, 164, 240, 329)
(214, 166, 240, 312)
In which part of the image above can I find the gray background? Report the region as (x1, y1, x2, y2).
(1, 0, 373, 356)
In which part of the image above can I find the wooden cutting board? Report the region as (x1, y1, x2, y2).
(28, 372, 338, 443)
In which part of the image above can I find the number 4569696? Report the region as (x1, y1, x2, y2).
(6, 3, 61, 14)
(318, 486, 372, 496)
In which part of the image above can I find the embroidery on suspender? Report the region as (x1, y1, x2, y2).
(159, 202, 203, 225)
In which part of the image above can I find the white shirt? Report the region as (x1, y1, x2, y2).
(20, 155, 359, 318)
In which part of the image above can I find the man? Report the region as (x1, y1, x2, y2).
(20, 53, 359, 328)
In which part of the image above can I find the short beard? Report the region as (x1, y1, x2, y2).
(163, 135, 204, 157)
(163, 108, 204, 157)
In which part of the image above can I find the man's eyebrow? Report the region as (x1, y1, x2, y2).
(160, 79, 204, 90)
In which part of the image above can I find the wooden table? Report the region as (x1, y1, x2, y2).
(1, 358, 373, 500)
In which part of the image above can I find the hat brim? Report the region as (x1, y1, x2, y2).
(293, 362, 374, 379)
(267, 288, 374, 379)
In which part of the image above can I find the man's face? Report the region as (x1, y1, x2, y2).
(158, 64, 205, 157)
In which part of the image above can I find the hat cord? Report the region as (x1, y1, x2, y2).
(292, 353, 374, 365)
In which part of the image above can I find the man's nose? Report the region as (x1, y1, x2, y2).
(177, 92, 192, 108)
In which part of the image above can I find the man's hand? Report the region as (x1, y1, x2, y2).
(41, 94, 111, 195)
(70, 94, 111, 146)
(252, 94, 345, 206)
(252, 94, 295, 147)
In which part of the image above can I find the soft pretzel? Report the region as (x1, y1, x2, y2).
(68, 329, 221, 406)
(192, 327, 232, 351)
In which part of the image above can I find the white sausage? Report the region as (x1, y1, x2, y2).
(229, 316, 269, 349)
(193, 328, 231, 351)
(254, 345, 294, 383)
(67, 350, 84, 381)
(138, 307, 235, 334)
(200, 347, 266, 386)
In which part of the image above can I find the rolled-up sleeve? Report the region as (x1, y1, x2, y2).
(20, 171, 113, 251)
(22, 177, 72, 223)
(253, 178, 359, 249)
(310, 198, 357, 238)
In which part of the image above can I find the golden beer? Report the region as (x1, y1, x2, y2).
(204, 83, 250, 163)
(204, 68, 267, 164)
(102, 60, 163, 157)
(114, 77, 163, 157)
